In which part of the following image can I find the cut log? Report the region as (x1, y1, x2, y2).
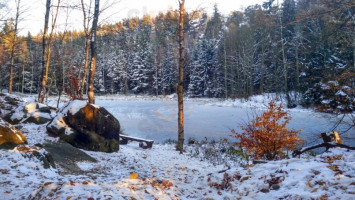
(120, 135, 154, 149)
(292, 142, 355, 157)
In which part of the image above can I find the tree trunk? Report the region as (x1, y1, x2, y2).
(176, 0, 185, 153)
(30, 43, 34, 95)
(295, 23, 302, 95)
(57, 62, 64, 108)
(9, 58, 13, 94)
(79, 0, 91, 99)
(280, 15, 290, 106)
(38, 0, 51, 103)
(223, 32, 228, 98)
(88, 0, 100, 104)
(260, 42, 265, 94)
(155, 54, 159, 96)
(80, 36, 90, 98)
(38, 0, 60, 103)
(30, 63, 34, 94)
(8, 0, 21, 94)
(21, 64, 24, 94)
(295, 42, 300, 93)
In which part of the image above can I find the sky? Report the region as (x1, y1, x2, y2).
(7, 0, 267, 35)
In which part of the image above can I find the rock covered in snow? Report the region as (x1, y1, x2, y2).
(14, 145, 56, 169)
(42, 142, 97, 173)
(4, 95, 20, 106)
(0, 118, 27, 148)
(3, 108, 24, 124)
(47, 100, 120, 153)
(23, 112, 52, 124)
(3, 102, 53, 125)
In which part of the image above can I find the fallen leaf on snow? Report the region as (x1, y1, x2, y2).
(130, 172, 139, 179)
(306, 181, 313, 188)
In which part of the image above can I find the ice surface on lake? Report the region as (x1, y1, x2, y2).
(96, 99, 355, 146)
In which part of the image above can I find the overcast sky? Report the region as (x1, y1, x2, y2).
(10, 0, 267, 35)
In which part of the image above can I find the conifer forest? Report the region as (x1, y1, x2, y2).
(0, 0, 354, 112)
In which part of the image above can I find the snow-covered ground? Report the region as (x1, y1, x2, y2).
(1, 94, 354, 199)
(1, 122, 355, 199)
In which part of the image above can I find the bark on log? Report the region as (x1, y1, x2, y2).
(292, 142, 355, 157)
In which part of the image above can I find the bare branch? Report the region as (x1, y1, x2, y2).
(292, 142, 355, 157)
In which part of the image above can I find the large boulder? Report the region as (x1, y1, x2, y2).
(47, 100, 120, 153)
(0, 118, 27, 148)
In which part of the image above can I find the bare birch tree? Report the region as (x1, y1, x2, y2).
(79, 0, 93, 99)
(87, 0, 100, 104)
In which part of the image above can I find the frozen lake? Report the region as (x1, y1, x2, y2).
(96, 99, 355, 146)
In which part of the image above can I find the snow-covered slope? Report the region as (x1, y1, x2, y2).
(0, 95, 354, 199)
(1, 136, 355, 199)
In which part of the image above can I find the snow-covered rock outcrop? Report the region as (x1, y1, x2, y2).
(47, 100, 121, 153)
(3, 101, 54, 125)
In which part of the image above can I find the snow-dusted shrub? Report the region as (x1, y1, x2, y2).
(233, 102, 303, 160)
(186, 138, 242, 166)
(303, 81, 355, 113)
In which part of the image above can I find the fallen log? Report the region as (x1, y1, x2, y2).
(292, 142, 355, 157)
(120, 135, 154, 149)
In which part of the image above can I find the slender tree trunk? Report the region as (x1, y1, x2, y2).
(9, 58, 13, 94)
(223, 33, 228, 98)
(57, 62, 64, 108)
(102, 65, 105, 93)
(21, 64, 24, 94)
(38, 0, 51, 103)
(124, 64, 128, 95)
(260, 42, 265, 94)
(17, 67, 20, 92)
(30, 63, 34, 94)
(80, 36, 90, 98)
(30, 47, 34, 95)
(280, 16, 291, 106)
(88, 0, 100, 104)
(295, 43, 300, 93)
(295, 23, 301, 95)
(176, 0, 185, 153)
(79, 0, 91, 99)
(46, 71, 55, 102)
(38, 0, 60, 103)
(155, 54, 159, 96)
(8, 0, 21, 94)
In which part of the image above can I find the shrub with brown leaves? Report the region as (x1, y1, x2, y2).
(232, 101, 303, 160)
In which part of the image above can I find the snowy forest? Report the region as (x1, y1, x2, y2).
(0, 0, 355, 199)
(0, 0, 354, 112)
